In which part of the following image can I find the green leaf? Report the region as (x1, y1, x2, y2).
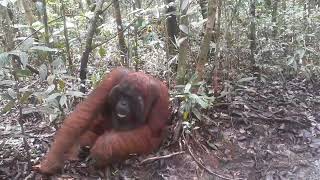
(1, 100, 16, 114)
(45, 93, 61, 102)
(20, 38, 34, 51)
(19, 91, 32, 104)
(52, 58, 66, 72)
(98, 47, 106, 57)
(9, 50, 29, 68)
(30, 46, 58, 52)
(19, 52, 29, 68)
(66, 91, 85, 97)
(179, 24, 189, 34)
(45, 84, 56, 95)
(1, 93, 14, 101)
(184, 83, 192, 93)
(192, 108, 202, 120)
(59, 95, 67, 107)
(16, 69, 32, 77)
(190, 94, 209, 109)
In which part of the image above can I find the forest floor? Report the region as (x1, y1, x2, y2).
(1, 75, 320, 180)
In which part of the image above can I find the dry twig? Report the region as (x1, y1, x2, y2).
(140, 151, 185, 164)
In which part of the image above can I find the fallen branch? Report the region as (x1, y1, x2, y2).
(140, 151, 185, 164)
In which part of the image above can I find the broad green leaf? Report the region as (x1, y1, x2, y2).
(30, 46, 58, 52)
(190, 94, 208, 109)
(45, 93, 61, 102)
(16, 69, 32, 77)
(66, 91, 85, 97)
(152, 7, 160, 19)
(9, 50, 29, 68)
(47, 75, 55, 85)
(52, 58, 66, 71)
(20, 38, 34, 51)
(59, 95, 67, 107)
(44, 85, 56, 95)
(99, 47, 106, 57)
(1, 100, 16, 114)
(1, 93, 14, 101)
(179, 24, 189, 34)
(19, 91, 32, 104)
(192, 108, 202, 120)
(184, 83, 192, 93)
(19, 52, 28, 68)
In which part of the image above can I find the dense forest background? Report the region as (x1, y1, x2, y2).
(1, 0, 320, 179)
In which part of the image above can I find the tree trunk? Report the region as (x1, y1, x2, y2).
(79, 0, 105, 92)
(225, 0, 241, 48)
(0, 7, 14, 51)
(60, 0, 73, 67)
(113, 0, 128, 67)
(21, 0, 39, 41)
(0, 5, 20, 80)
(199, 0, 208, 19)
(271, 0, 278, 38)
(165, 0, 178, 59)
(249, 0, 256, 67)
(195, 0, 217, 81)
(133, 0, 142, 70)
(42, 0, 52, 63)
(213, 0, 222, 96)
(176, 0, 190, 85)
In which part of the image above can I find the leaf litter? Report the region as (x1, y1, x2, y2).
(1, 76, 320, 179)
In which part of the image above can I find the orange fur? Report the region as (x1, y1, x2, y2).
(37, 68, 170, 174)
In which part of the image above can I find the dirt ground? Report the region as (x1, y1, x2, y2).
(1, 76, 320, 180)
